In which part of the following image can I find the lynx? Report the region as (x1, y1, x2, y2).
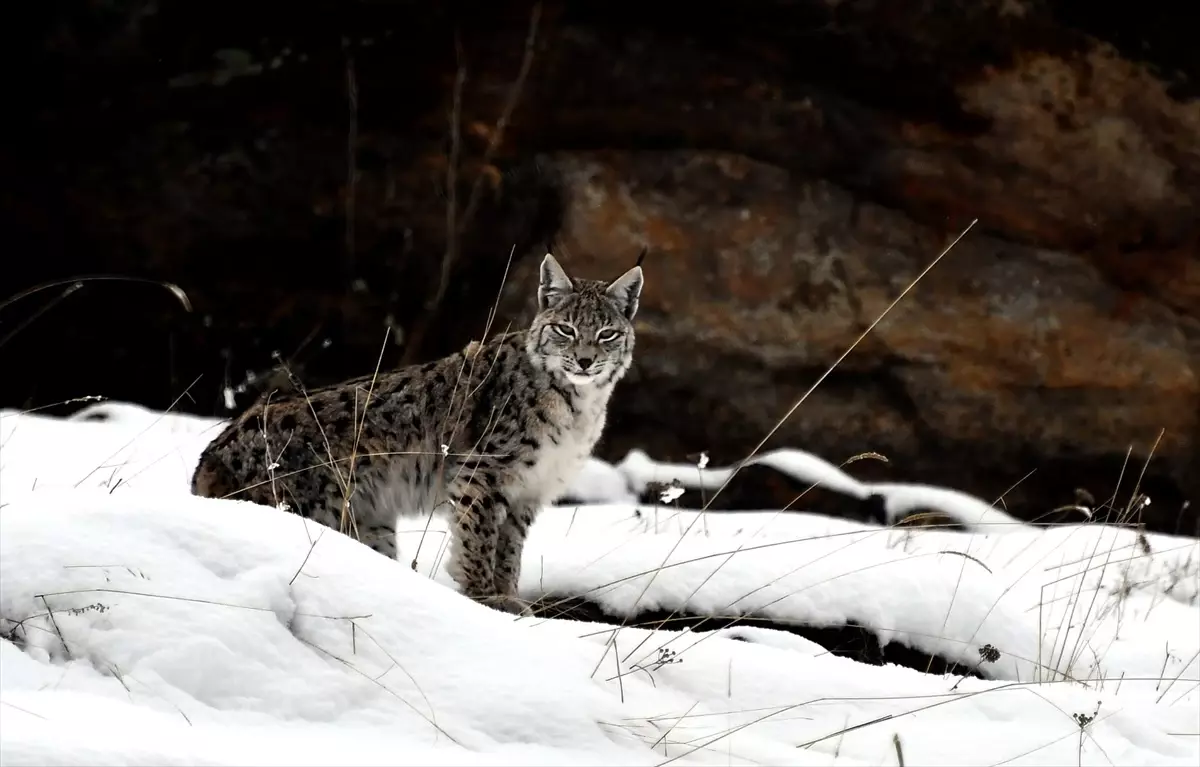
(191, 254, 643, 614)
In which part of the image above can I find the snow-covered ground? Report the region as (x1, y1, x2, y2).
(1, 401, 1197, 766)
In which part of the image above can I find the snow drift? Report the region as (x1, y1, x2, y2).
(1, 402, 1197, 766)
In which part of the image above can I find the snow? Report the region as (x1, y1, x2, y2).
(616, 448, 1028, 530)
(1, 401, 1197, 766)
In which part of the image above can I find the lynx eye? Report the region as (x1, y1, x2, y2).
(550, 323, 576, 339)
(596, 328, 621, 343)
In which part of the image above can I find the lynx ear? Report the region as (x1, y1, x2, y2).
(538, 253, 574, 310)
(605, 265, 643, 320)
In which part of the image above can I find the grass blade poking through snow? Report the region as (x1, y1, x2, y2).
(618, 219, 979, 659)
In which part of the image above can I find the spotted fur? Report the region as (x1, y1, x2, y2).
(191, 254, 643, 613)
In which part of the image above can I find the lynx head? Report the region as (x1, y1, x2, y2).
(528, 253, 643, 387)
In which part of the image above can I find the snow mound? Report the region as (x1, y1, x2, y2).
(616, 448, 1027, 530)
(1, 402, 1197, 766)
(401, 504, 1198, 691)
(2, 493, 653, 765)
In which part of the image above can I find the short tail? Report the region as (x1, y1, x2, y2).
(191, 453, 238, 499)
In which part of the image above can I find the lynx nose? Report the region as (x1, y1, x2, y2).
(577, 356, 594, 371)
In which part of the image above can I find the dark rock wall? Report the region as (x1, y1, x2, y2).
(2, 1, 1197, 533)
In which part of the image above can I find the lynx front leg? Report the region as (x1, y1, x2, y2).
(446, 481, 523, 613)
(493, 501, 537, 611)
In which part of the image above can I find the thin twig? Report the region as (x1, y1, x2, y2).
(405, 3, 540, 367)
(457, 2, 542, 236)
(621, 219, 978, 646)
(72, 375, 204, 488)
(33, 587, 370, 621)
(0, 282, 85, 348)
(705, 220, 978, 512)
(440, 35, 466, 312)
(38, 596, 69, 657)
(0, 275, 192, 316)
(344, 45, 359, 282)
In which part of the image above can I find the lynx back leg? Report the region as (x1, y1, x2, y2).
(330, 483, 399, 561)
(272, 457, 400, 562)
(356, 511, 398, 561)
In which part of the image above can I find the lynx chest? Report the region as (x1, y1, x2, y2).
(507, 388, 609, 504)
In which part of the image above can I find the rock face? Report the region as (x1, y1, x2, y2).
(3, 1, 1198, 533)
(501, 152, 1198, 529)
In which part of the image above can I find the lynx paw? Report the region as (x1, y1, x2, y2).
(480, 594, 534, 617)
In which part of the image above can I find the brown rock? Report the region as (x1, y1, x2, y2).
(500, 151, 1199, 527)
(2, 0, 1197, 532)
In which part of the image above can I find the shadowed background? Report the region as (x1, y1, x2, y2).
(2, 0, 1197, 534)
